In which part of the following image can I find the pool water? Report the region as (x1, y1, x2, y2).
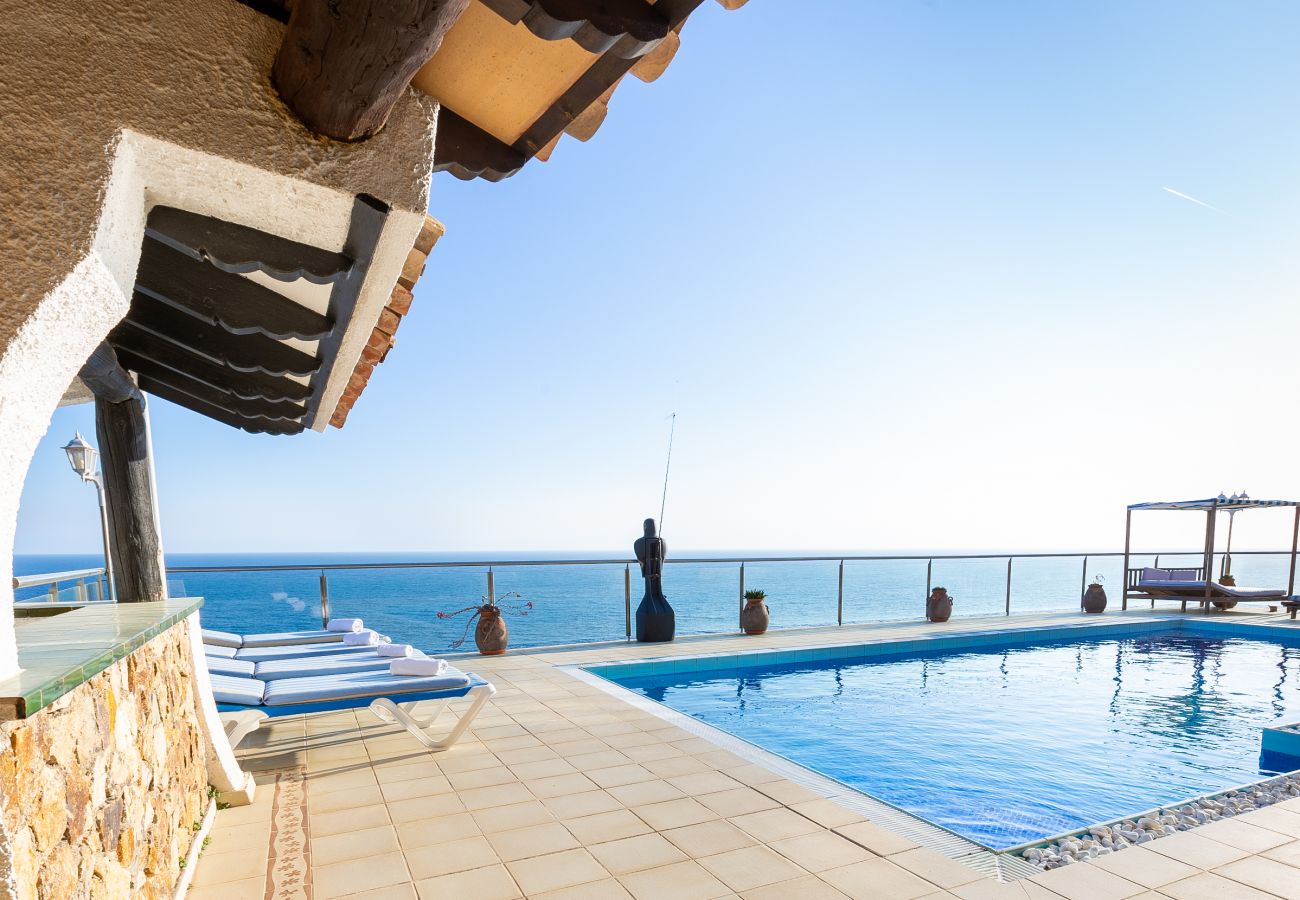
(611, 630, 1300, 847)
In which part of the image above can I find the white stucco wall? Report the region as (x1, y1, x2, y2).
(0, 0, 438, 679)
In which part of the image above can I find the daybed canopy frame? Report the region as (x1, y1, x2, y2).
(1122, 497, 1300, 611)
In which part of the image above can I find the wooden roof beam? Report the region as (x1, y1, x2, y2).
(480, 0, 669, 58)
(273, 0, 471, 142)
(136, 238, 334, 342)
(431, 109, 529, 182)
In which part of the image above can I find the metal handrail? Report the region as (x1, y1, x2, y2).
(157, 548, 1300, 633)
(162, 548, 1296, 574)
(12, 567, 108, 603)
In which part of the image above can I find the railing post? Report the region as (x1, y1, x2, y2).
(1080, 555, 1088, 611)
(319, 573, 330, 628)
(837, 560, 844, 626)
(48, 582, 57, 602)
(1005, 557, 1012, 616)
(75, 578, 87, 603)
(487, 567, 495, 603)
(624, 565, 632, 641)
(925, 559, 932, 610)
(738, 562, 745, 631)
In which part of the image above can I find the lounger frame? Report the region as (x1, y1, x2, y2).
(218, 676, 496, 752)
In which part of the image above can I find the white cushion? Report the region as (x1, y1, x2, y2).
(202, 629, 243, 648)
(206, 656, 256, 677)
(238, 630, 344, 648)
(254, 653, 394, 682)
(210, 673, 266, 706)
(205, 645, 239, 658)
(234, 643, 378, 663)
(261, 667, 471, 707)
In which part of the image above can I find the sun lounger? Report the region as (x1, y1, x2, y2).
(206, 650, 400, 681)
(203, 628, 345, 649)
(1137, 578, 1288, 612)
(213, 667, 495, 751)
(229, 642, 383, 663)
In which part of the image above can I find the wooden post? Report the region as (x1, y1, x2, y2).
(94, 394, 165, 603)
(319, 574, 331, 629)
(1080, 555, 1088, 611)
(1288, 507, 1299, 598)
(1121, 509, 1132, 611)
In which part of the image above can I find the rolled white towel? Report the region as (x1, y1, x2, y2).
(326, 617, 363, 633)
(343, 629, 381, 647)
(390, 657, 448, 677)
(376, 643, 413, 658)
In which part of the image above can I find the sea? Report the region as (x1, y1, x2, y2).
(14, 550, 1298, 653)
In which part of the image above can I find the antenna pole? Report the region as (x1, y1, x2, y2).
(659, 413, 676, 534)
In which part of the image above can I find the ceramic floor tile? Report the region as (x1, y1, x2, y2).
(506, 848, 610, 895)
(1159, 871, 1279, 900)
(486, 821, 581, 862)
(413, 863, 521, 900)
(769, 831, 874, 872)
(1090, 846, 1199, 888)
(1213, 855, 1300, 899)
(696, 844, 807, 892)
(618, 860, 733, 900)
(589, 832, 689, 876)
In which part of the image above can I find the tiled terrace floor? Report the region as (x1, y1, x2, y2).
(191, 608, 1300, 899)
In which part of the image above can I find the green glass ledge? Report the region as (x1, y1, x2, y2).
(0, 598, 204, 721)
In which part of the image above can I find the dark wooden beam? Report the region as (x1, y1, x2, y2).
(432, 110, 529, 182)
(78, 343, 141, 403)
(480, 0, 668, 58)
(147, 206, 351, 285)
(95, 395, 166, 602)
(136, 237, 333, 341)
(129, 290, 320, 378)
(272, 0, 471, 142)
(139, 379, 305, 436)
(112, 323, 313, 404)
(134, 371, 307, 424)
(514, 0, 703, 156)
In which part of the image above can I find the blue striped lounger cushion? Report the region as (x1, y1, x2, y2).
(254, 652, 396, 681)
(207, 656, 257, 678)
(261, 668, 472, 707)
(234, 643, 380, 663)
(202, 629, 243, 648)
(237, 630, 345, 648)
(211, 673, 267, 706)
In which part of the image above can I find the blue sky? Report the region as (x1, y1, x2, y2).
(18, 1, 1300, 554)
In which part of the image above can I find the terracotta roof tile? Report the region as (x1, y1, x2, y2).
(329, 213, 443, 429)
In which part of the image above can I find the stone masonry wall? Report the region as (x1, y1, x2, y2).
(0, 621, 208, 899)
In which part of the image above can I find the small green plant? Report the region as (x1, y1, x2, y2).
(202, 836, 211, 850)
(1091, 574, 1105, 586)
(744, 589, 766, 601)
(192, 821, 201, 832)
(178, 859, 187, 871)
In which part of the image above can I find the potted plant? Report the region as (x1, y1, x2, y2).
(926, 587, 952, 623)
(438, 591, 533, 655)
(1083, 575, 1107, 614)
(741, 589, 769, 635)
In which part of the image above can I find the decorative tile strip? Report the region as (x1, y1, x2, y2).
(265, 766, 312, 900)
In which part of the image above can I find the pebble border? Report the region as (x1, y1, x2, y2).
(1020, 771, 1300, 870)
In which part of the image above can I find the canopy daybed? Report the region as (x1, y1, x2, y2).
(1123, 496, 1300, 614)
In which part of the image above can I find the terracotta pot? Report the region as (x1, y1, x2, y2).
(474, 606, 509, 655)
(926, 588, 952, 623)
(741, 599, 769, 635)
(1213, 575, 1237, 610)
(1083, 584, 1107, 614)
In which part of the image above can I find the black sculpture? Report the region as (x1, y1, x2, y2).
(634, 518, 675, 642)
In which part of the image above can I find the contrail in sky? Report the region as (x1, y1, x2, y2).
(1162, 187, 1221, 212)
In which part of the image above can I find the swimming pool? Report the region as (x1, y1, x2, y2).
(597, 622, 1300, 848)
